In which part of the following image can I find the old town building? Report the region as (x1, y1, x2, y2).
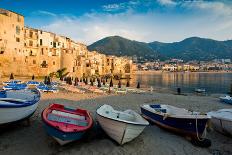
(0, 9, 133, 77)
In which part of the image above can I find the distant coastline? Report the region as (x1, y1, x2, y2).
(135, 70, 232, 74)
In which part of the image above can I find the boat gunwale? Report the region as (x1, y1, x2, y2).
(96, 109, 149, 126)
(0, 90, 40, 108)
(141, 105, 209, 119)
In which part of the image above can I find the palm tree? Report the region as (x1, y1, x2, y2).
(56, 68, 69, 80)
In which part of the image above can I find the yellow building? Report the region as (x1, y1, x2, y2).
(0, 9, 133, 77)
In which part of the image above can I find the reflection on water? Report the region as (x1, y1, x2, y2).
(132, 72, 232, 94)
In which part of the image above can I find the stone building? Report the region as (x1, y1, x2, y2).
(0, 9, 133, 77)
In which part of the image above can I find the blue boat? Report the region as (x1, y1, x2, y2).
(3, 80, 22, 85)
(36, 83, 58, 93)
(0, 89, 40, 124)
(3, 83, 27, 90)
(219, 95, 232, 105)
(26, 81, 40, 86)
(140, 104, 209, 139)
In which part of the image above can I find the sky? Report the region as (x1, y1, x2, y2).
(1, 0, 232, 45)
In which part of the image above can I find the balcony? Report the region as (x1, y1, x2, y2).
(41, 61, 48, 68)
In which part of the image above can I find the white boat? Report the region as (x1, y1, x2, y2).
(96, 104, 149, 145)
(207, 109, 232, 136)
(195, 88, 206, 93)
(0, 89, 40, 124)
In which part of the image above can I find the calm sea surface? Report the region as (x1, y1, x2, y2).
(131, 72, 232, 94)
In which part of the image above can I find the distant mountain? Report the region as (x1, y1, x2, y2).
(88, 36, 232, 61)
(87, 36, 161, 59)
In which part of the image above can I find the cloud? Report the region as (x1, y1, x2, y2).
(32, 0, 232, 45)
(102, 4, 123, 12)
(157, 0, 177, 6)
(33, 10, 57, 17)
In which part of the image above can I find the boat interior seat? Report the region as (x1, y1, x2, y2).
(111, 110, 135, 121)
(163, 105, 190, 115)
(48, 113, 88, 126)
(52, 110, 86, 120)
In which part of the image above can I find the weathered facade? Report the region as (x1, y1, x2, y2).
(0, 9, 133, 77)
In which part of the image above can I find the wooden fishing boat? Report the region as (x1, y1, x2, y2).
(42, 103, 93, 145)
(208, 109, 232, 136)
(26, 81, 40, 86)
(36, 83, 58, 93)
(96, 104, 149, 145)
(195, 88, 206, 93)
(141, 104, 209, 139)
(3, 80, 22, 85)
(3, 83, 27, 90)
(0, 89, 40, 125)
(219, 95, 232, 105)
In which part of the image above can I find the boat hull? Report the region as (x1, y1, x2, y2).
(43, 122, 86, 145)
(97, 114, 147, 145)
(0, 102, 39, 124)
(220, 98, 232, 105)
(210, 117, 232, 136)
(141, 107, 208, 138)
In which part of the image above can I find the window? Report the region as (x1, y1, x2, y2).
(40, 31, 42, 34)
(51, 42, 52, 45)
(73, 67, 75, 72)
(13, 57, 16, 61)
(17, 15, 21, 22)
(16, 26, 20, 35)
(40, 39, 42, 46)
(53, 42, 56, 48)
(16, 37, 20, 42)
(33, 60, 36, 64)
(53, 61, 55, 65)
(41, 61, 48, 68)
(41, 48, 44, 55)
(29, 31, 33, 38)
(29, 40, 33, 46)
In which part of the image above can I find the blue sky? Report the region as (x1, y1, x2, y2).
(1, 0, 232, 44)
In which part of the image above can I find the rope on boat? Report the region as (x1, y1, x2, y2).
(195, 114, 207, 141)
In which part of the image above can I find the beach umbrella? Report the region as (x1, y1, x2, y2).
(74, 78, 77, 86)
(44, 76, 47, 85)
(177, 88, 181, 95)
(90, 78, 94, 86)
(85, 78, 88, 85)
(97, 79, 101, 88)
(118, 80, 121, 88)
(110, 78, 113, 87)
(137, 82, 140, 89)
(10, 73, 14, 80)
(126, 80, 130, 87)
(103, 79, 106, 85)
(32, 75, 35, 80)
(47, 76, 51, 85)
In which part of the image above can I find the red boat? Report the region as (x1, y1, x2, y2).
(42, 103, 93, 145)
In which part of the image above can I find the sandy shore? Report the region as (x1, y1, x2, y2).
(0, 90, 231, 155)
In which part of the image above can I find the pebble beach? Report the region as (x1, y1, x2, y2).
(0, 89, 231, 155)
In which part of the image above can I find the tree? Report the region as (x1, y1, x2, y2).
(56, 68, 69, 80)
